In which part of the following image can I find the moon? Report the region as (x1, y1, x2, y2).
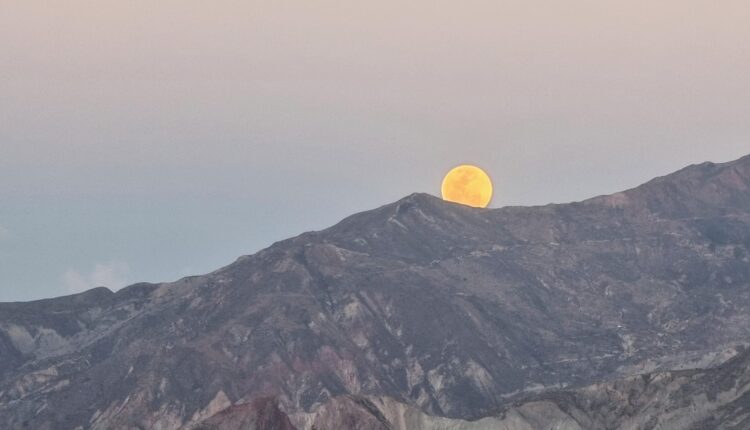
(441, 165, 493, 208)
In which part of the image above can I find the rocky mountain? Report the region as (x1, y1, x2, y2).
(207, 345, 750, 430)
(2, 154, 750, 429)
(505, 345, 750, 430)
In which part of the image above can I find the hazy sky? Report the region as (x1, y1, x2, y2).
(1, 1, 749, 301)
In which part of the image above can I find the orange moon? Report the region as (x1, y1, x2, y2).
(441, 165, 493, 208)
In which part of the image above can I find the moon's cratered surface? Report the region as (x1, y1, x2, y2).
(441, 165, 493, 208)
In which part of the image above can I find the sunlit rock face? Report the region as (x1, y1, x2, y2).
(2, 154, 750, 429)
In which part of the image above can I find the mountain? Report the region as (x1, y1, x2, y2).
(217, 345, 750, 430)
(501, 345, 750, 430)
(2, 154, 750, 429)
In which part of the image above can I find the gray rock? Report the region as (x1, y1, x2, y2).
(2, 154, 750, 429)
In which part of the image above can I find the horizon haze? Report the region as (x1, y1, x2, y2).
(2, 1, 750, 301)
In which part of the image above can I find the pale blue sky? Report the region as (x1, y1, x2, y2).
(1, 1, 749, 301)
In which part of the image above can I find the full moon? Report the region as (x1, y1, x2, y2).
(441, 165, 493, 208)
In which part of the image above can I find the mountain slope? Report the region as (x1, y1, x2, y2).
(238, 346, 750, 430)
(2, 154, 750, 429)
(518, 345, 750, 430)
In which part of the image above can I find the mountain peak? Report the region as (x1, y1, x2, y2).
(385, 192, 464, 212)
(396, 192, 440, 202)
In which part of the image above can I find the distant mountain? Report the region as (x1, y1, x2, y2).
(2, 154, 750, 429)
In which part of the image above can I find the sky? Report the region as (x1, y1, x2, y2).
(1, 1, 749, 302)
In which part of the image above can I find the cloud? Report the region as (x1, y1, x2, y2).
(62, 261, 131, 294)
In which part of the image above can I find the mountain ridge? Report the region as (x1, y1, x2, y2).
(2, 153, 750, 429)
(10, 153, 750, 305)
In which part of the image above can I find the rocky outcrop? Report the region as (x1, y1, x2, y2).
(193, 397, 296, 430)
(291, 395, 582, 430)
(2, 154, 750, 429)
(257, 346, 750, 430)
(493, 345, 750, 429)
